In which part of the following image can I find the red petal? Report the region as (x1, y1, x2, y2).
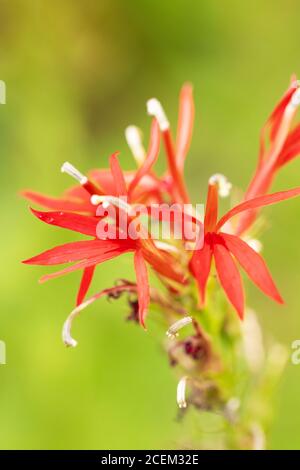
(21, 190, 93, 213)
(88, 169, 118, 195)
(39, 249, 129, 282)
(128, 119, 160, 195)
(259, 83, 296, 164)
(217, 186, 300, 231)
(176, 83, 194, 171)
(134, 249, 150, 328)
(204, 184, 218, 233)
(30, 209, 99, 237)
(277, 123, 300, 167)
(189, 235, 212, 305)
(213, 237, 244, 319)
(76, 266, 96, 306)
(221, 233, 283, 304)
(23, 239, 135, 265)
(162, 129, 190, 204)
(64, 185, 91, 201)
(109, 152, 127, 196)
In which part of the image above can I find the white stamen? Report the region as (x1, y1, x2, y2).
(290, 87, 300, 109)
(102, 200, 110, 209)
(61, 161, 87, 185)
(62, 317, 78, 348)
(242, 309, 265, 373)
(62, 298, 94, 348)
(166, 316, 193, 339)
(154, 240, 180, 254)
(91, 195, 134, 215)
(125, 126, 146, 166)
(209, 173, 232, 198)
(147, 98, 170, 131)
(177, 376, 188, 409)
(224, 397, 240, 423)
(251, 423, 266, 451)
(245, 238, 262, 253)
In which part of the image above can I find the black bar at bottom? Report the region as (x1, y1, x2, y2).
(0, 449, 296, 464)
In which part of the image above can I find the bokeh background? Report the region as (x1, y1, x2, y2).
(1, 0, 300, 449)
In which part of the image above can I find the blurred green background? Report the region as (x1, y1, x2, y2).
(1, 0, 300, 449)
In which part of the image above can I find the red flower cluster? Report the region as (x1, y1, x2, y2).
(23, 79, 300, 327)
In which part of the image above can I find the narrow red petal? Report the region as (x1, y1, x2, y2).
(269, 86, 296, 143)
(258, 83, 296, 164)
(21, 190, 93, 213)
(221, 233, 283, 304)
(213, 237, 244, 319)
(88, 169, 118, 195)
(162, 128, 190, 204)
(134, 249, 150, 328)
(109, 152, 127, 196)
(64, 185, 90, 200)
(39, 249, 130, 283)
(128, 119, 160, 195)
(30, 208, 99, 237)
(204, 184, 218, 233)
(217, 186, 300, 231)
(176, 83, 194, 171)
(277, 123, 300, 167)
(23, 239, 135, 265)
(76, 266, 96, 306)
(189, 235, 212, 305)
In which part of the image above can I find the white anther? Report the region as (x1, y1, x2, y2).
(62, 316, 78, 348)
(147, 98, 170, 131)
(209, 173, 232, 198)
(125, 126, 146, 166)
(177, 376, 188, 409)
(290, 87, 300, 109)
(251, 423, 266, 451)
(166, 316, 193, 339)
(91, 195, 134, 215)
(62, 298, 94, 348)
(61, 161, 88, 185)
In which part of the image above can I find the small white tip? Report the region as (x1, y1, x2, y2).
(147, 98, 170, 131)
(166, 316, 193, 339)
(209, 173, 232, 198)
(290, 87, 300, 108)
(125, 126, 146, 166)
(91, 195, 134, 215)
(61, 161, 87, 185)
(62, 318, 78, 348)
(91, 194, 105, 206)
(177, 376, 188, 409)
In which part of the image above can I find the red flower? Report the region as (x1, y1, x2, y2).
(190, 181, 300, 318)
(23, 152, 186, 328)
(237, 77, 300, 234)
(22, 80, 300, 331)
